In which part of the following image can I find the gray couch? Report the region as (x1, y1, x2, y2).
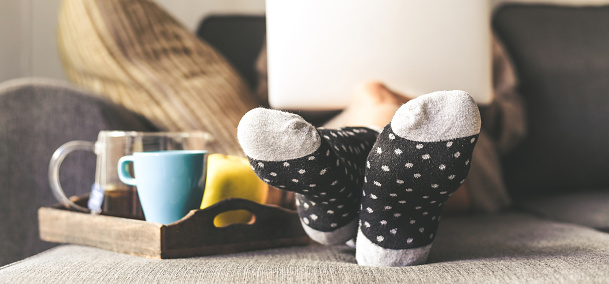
(2, 4, 609, 283)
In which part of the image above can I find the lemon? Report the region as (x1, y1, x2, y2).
(200, 154, 268, 227)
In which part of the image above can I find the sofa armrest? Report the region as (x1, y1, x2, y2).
(0, 78, 158, 266)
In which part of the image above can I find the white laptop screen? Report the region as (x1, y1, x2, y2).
(266, 0, 493, 111)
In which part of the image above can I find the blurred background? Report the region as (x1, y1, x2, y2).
(1, 0, 606, 84)
(0, 0, 265, 83)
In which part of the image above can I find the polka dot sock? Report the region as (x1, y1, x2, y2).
(355, 90, 481, 267)
(237, 108, 378, 245)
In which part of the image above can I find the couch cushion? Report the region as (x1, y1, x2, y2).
(492, 5, 609, 198)
(58, 0, 260, 155)
(518, 190, 609, 232)
(3, 212, 609, 283)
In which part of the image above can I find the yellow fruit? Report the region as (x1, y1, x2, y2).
(200, 154, 268, 227)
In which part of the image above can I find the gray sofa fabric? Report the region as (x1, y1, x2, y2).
(492, 5, 609, 198)
(518, 190, 609, 232)
(2, 212, 609, 283)
(0, 78, 157, 266)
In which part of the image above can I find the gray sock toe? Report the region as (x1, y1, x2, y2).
(238, 107, 321, 161)
(391, 90, 481, 142)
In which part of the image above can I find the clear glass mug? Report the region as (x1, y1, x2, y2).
(48, 131, 213, 218)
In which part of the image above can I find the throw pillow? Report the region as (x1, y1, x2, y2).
(58, 0, 259, 155)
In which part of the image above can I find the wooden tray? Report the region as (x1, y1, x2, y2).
(39, 196, 310, 259)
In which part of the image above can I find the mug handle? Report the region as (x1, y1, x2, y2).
(48, 141, 95, 212)
(117, 156, 137, 186)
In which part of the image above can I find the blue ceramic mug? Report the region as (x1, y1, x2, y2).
(117, 150, 207, 225)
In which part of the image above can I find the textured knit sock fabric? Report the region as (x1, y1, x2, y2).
(356, 90, 481, 267)
(57, 0, 258, 155)
(238, 108, 378, 244)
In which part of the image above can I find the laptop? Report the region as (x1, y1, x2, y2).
(265, 0, 493, 111)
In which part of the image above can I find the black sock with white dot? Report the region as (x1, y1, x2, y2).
(238, 108, 378, 245)
(355, 90, 481, 267)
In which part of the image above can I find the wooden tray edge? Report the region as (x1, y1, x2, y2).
(39, 196, 310, 259)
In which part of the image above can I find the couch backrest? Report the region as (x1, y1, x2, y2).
(493, 4, 609, 198)
(196, 15, 267, 91)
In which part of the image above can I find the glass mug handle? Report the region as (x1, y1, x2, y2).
(48, 140, 95, 212)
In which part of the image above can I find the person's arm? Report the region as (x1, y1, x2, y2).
(480, 35, 527, 155)
(461, 35, 528, 213)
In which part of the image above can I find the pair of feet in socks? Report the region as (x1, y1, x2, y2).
(238, 90, 481, 266)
